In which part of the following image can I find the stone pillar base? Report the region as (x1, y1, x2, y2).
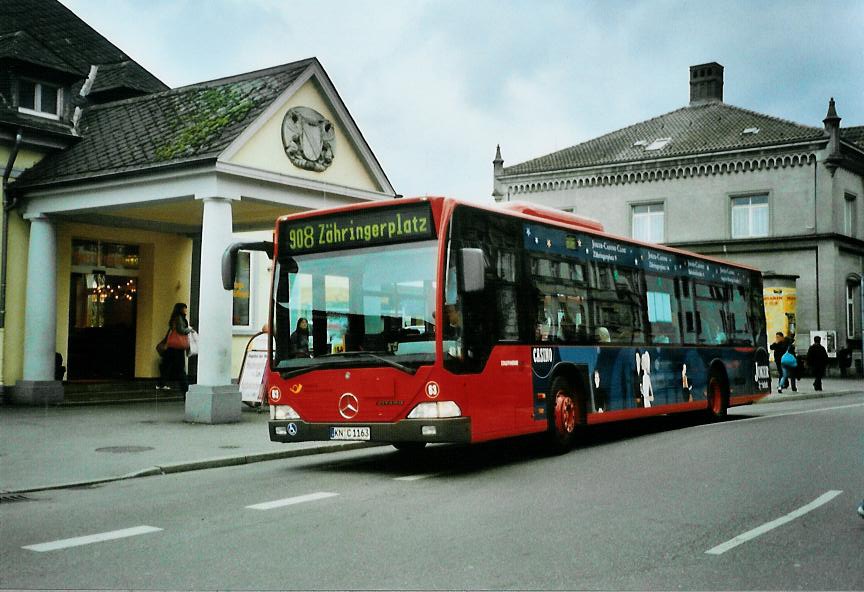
(185, 384, 241, 424)
(9, 380, 64, 406)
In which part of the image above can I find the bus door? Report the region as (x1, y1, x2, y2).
(444, 208, 532, 439)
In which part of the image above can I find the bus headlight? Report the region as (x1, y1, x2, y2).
(271, 405, 301, 420)
(407, 401, 462, 419)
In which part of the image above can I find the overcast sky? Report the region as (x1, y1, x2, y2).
(62, 0, 863, 203)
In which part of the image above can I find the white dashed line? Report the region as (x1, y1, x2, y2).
(394, 473, 441, 481)
(705, 490, 843, 555)
(23, 525, 162, 552)
(704, 402, 864, 429)
(245, 491, 339, 510)
(758, 402, 864, 419)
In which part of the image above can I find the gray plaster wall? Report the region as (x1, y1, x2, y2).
(833, 166, 864, 238)
(510, 163, 817, 243)
(727, 248, 818, 339)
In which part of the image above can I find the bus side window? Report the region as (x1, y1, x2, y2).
(646, 273, 681, 345)
(679, 278, 698, 345)
(694, 282, 727, 344)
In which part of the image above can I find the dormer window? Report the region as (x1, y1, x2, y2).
(644, 137, 672, 151)
(18, 79, 62, 119)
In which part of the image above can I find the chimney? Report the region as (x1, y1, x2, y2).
(689, 62, 724, 104)
(492, 145, 505, 200)
(823, 97, 842, 176)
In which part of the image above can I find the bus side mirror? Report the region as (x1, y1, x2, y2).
(221, 241, 276, 290)
(460, 248, 485, 293)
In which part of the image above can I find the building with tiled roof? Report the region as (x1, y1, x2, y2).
(13, 60, 315, 189)
(494, 62, 864, 370)
(1, 1, 396, 414)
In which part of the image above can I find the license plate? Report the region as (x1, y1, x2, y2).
(330, 426, 371, 441)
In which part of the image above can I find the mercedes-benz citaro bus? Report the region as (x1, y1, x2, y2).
(222, 197, 771, 452)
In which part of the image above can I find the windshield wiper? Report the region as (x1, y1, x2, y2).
(316, 351, 415, 374)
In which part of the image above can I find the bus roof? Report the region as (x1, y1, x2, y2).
(276, 196, 761, 274)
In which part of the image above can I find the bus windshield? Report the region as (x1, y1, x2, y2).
(272, 240, 438, 373)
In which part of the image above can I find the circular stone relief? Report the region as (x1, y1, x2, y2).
(281, 106, 335, 172)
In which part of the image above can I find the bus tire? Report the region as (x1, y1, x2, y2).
(392, 442, 427, 453)
(547, 375, 580, 453)
(706, 372, 728, 420)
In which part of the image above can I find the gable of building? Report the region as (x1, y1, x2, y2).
(503, 102, 827, 177)
(221, 65, 392, 195)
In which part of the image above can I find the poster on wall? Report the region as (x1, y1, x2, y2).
(763, 286, 797, 340)
(809, 330, 837, 358)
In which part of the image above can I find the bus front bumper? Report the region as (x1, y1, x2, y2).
(269, 417, 472, 444)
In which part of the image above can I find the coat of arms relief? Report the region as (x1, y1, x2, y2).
(281, 106, 335, 172)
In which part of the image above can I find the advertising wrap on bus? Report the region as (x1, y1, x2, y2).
(226, 197, 770, 452)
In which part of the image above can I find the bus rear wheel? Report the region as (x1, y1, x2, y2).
(706, 374, 728, 420)
(547, 375, 580, 452)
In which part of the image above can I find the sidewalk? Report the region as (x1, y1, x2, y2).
(755, 375, 862, 404)
(1, 377, 860, 495)
(0, 402, 375, 494)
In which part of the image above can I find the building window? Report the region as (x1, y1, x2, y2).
(844, 193, 857, 237)
(18, 79, 61, 119)
(848, 278, 861, 340)
(731, 194, 768, 238)
(232, 252, 252, 327)
(632, 203, 665, 243)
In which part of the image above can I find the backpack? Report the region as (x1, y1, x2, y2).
(781, 351, 797, 368)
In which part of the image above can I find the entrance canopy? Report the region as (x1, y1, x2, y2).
(8, 58, 396, 419)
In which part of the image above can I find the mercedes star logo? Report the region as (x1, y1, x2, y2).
(338, 392, 359, 419)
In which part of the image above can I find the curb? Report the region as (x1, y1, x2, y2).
(755, 389, 861, 404)
(3, 441, 383, 495)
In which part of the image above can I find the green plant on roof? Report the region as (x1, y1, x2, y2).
(155, 87, 259, 161)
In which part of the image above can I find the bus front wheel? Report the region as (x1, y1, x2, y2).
(547, 375, 580, 452)
(706, 374, 728, 420)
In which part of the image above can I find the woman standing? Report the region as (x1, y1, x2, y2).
(157, 303, 191, 394)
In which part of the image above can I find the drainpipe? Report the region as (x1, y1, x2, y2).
(1, 129, 23, 330)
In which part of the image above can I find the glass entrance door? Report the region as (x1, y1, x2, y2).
(67, 273, 138, 380)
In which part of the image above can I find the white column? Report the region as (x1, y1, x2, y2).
(12, 213, 63, 405)
(186, 196, 240, 423)
(197, 196, 234, 385)
(22, 214, 57, 381)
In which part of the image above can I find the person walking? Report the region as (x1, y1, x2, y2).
(769, 332, 788, 391)
(806, 336, 829, 391)
(778, 342, 798, 394)
(156, 302, 191, 395)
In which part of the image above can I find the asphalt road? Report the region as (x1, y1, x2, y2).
(2, 393, 862, 590)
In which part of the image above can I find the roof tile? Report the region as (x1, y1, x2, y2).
(503, 102, 827, 176)
(13, 60, 312, 188)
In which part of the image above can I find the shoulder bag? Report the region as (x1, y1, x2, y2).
(188, 329, 200, 357)
(166, 329, 190, 351)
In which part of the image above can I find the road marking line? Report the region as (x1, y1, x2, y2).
(705, 402, 864, 429)
(246, 491, 338, 511)
(705, 490, 843, 555)
(394, 473, 441, 481)
(23, 525, 162, 552)
(765, 402, 864, 419)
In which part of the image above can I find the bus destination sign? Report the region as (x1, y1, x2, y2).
(280, 203, 435, 255)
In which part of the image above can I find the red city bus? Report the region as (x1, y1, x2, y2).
(223, 197, 771, 451)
